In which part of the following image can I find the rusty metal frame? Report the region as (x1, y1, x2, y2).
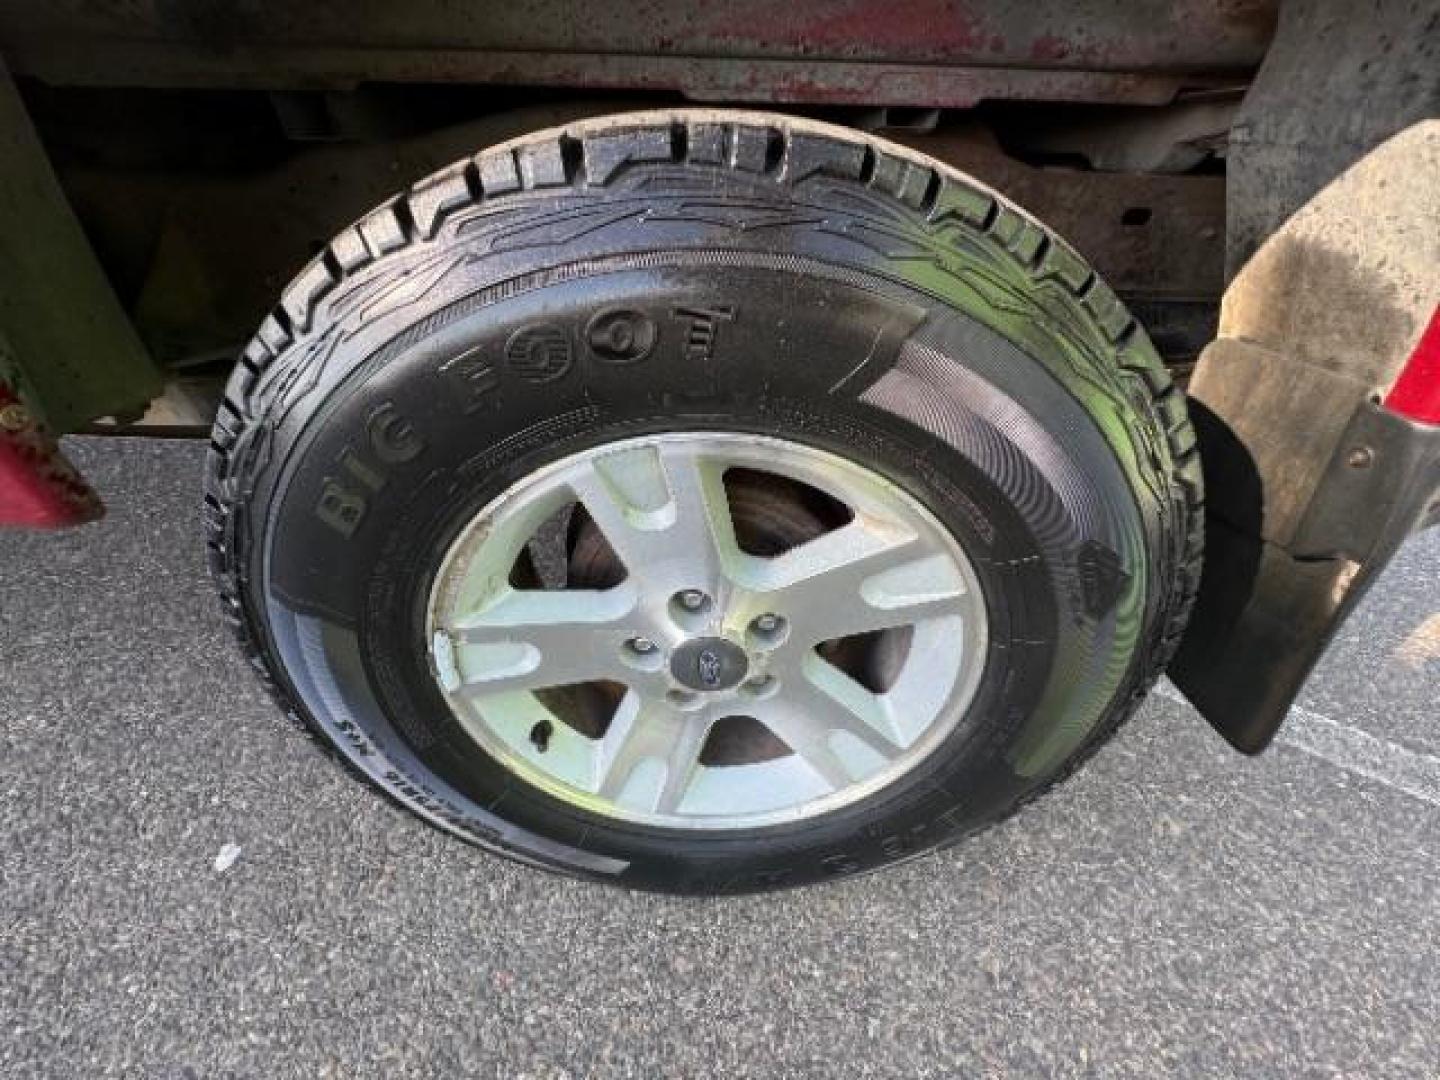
(0, 1, 1276, 107)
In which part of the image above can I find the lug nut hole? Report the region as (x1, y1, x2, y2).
(747, 614, 789, 651)
(621, 637, 664, 671)
(739, 674, 778, 700)
(667, 688, 702, 710)
(669, 589, 714, 625)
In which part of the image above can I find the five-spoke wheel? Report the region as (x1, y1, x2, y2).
(427, 433, 988, 829)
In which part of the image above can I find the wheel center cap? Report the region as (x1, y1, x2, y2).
(670, 637, 749, 692)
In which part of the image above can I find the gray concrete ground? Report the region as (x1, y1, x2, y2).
(3, 437, 1438, 1079)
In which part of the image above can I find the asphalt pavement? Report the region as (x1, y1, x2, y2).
(3, 436, 1438, 1078)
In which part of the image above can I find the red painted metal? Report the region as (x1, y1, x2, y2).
(1384, 306, 1440, 426)
(0, 382, 103, 529)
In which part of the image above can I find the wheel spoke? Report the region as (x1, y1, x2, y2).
(447, 587, 635, 696)
(567, 442, 740, 593)
(751, 659, 902, 791)
(595, 693, 712, 814)
(746, 520, 972, 641)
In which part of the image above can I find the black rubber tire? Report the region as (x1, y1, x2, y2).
(205, 110, 1203, 894)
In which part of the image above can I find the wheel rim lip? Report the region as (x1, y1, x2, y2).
(424, 430, 990, 831)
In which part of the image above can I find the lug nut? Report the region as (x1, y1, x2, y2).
(670, 589, 714, 621)
(748, 613, 788, 649)
(621, 636, 664, 672)
(741, 674, 778, 699)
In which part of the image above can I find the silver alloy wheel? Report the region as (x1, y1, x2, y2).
(425, 432, 988, 830)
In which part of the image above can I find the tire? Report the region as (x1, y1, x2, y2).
(205, 110, 1203, 894)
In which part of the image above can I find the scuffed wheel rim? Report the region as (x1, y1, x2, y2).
(426, 432, 989, 830)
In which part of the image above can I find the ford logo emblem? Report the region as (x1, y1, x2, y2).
(697, 649, 722, 687)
